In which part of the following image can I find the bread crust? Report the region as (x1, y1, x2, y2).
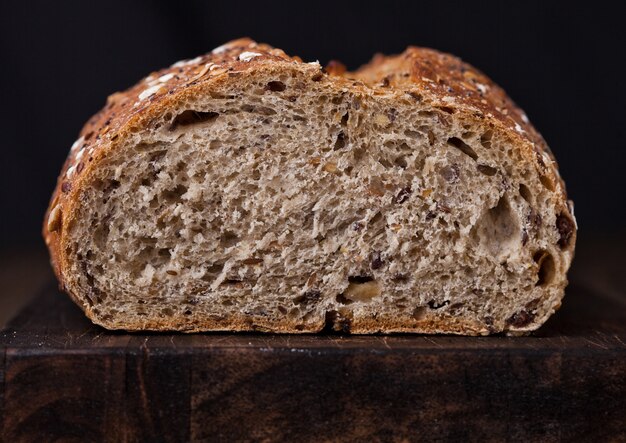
(43, 38, 575, 334)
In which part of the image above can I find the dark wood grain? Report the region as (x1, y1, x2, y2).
(1, 283, 625, 442)
(124, 336, 192, 443)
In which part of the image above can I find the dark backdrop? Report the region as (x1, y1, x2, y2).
(1, 1, 624, 250)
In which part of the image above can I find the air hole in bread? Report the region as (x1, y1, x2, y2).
(404, 129, 423, 140)
(207, 263, 225, 274)
(394, 297, 407, 309)
(336, 293, 353, 305)
(162, 185, 187, 203)
(556, 213, 574, 249)
(539, 174, 555, 191)
(293, 289, 321, 306)
(394, 156, 408, 169)
(368, 178, 386, 196)
(477, 164, 497, 176)
(447, 137, 478, 160)
(266, 81, 286, 92)
(149, 151, 167, 164)
(220, 231, 239, 248)
(93, 224, 110, 249)
(352, 147, 365, 163)
(340, 112, 349, 126)
(533, 250, 555, 286)
(210, 92, 234, 99)
(369, 211, 383, 226)
(104, 179, 121, 193)
(392, 273, 409, 283)
(141, 173, 156, 187)
(378, 157, 393, 169)
(158, 248, 171, 258)
(343, 279, 380, 303)
(462, 131, 476, 139)
(241, 104, 276, 115)
(449, 302, 465, 312)
(348, 275, 373, 284)
(242, 257, 263, 265)
(170, 110, 219, 130)
(519, 183, 532, 203)
(426, 129, 436, 145)
(334, 131, 347, 150)
(480, 130, 493, 149)
(471, 196, 519, 259)
(488, 197, 515, 238)
(428, 299, 449, 309)
(162, 307, 174, 316)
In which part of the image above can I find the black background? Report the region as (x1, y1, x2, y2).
(1, 1, 624, 251)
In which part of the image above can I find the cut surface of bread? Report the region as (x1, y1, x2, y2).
(44, 38, 576, 335)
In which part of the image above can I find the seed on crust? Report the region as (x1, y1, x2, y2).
(47, 205, 62, 232)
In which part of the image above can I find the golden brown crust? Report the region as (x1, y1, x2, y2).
(43, 38, 574, 334)
(89, 308, 490, 336)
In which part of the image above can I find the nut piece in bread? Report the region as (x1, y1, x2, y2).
(43, 38, 576, 335)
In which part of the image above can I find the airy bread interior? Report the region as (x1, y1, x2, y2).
(66, 64, 573, 334)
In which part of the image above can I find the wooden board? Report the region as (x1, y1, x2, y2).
(1, 282, 625, 442)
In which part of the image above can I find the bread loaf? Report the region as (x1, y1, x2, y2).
(43, 38, 576, 335)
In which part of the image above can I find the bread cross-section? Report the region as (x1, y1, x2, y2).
(44, 38, 576, 335)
